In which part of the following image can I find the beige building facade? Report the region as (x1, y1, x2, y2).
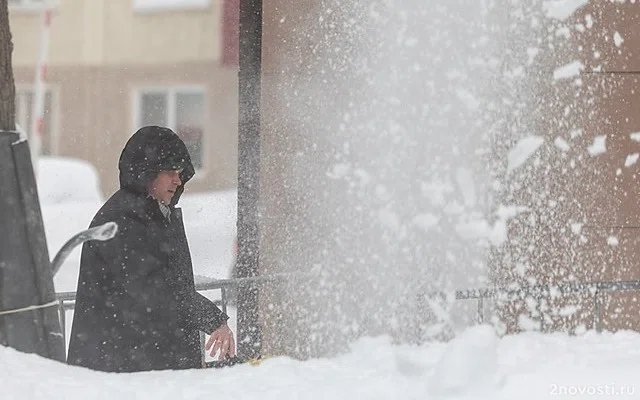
(10, 0, 238, 196)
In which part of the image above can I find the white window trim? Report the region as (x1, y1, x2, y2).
(15, 84, 60, 156)
(9, 0, 60, 11)
(132, 85, 208, 178)
(132, 0, 213, 14)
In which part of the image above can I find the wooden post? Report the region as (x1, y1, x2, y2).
(236, 0, 263, 359)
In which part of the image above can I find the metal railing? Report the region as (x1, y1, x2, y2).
(438, 280, 640, 332)
(55, 276, 640, 345)
(54, 273, 293, 345)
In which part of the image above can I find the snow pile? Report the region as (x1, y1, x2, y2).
(428, 325, 501, 396)
(2, 328, 640, 399)
(37, 157, 103, 206)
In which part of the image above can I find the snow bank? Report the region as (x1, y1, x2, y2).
(3, 329, 640, 399)
(37, 157, 103, 206)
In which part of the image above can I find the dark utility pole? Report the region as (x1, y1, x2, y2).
(0, 0, 65, 361)
(236, 0, 263, 359)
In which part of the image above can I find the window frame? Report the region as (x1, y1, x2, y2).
(132, 85, 208, 176)
(9, 0, 59, 11)
(132, 0, 212, 14)
(15, 84, 60, 156)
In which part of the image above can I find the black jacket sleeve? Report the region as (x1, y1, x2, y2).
(182, 291, 229, 334)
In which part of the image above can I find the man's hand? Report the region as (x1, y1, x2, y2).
(205, 323, 236, 360)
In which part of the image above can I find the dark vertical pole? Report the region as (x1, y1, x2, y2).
(0, 132, 65, 361)
(237, 0, 262, 359)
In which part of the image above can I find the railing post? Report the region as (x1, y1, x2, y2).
(221, 287, 228, 316)
(594, 290, 602, 332)
(477, 297, 484, 324)
(538, 297, 544, 332)
(58, 299, 65, 347)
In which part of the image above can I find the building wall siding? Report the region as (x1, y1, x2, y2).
(10, 0, 223, 67)
(494, 1, 640, 334)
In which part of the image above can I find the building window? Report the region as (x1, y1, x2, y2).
(136, 88, 206, 170)
(15, 88, 56, 156)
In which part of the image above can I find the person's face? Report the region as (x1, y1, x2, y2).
(148, 170, 182, 205)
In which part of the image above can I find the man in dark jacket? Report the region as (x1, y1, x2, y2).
(67, 126, 235, 372)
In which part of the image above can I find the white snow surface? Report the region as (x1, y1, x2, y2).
(3, 328, 640, 399)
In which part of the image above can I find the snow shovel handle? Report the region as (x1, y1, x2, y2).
(51, 221, 118, 276)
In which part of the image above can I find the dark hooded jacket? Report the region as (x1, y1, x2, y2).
(67, 126, 228, 372)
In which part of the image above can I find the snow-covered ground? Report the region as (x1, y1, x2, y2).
(2, 156, 638, 399)
(3, 326, 639, 399)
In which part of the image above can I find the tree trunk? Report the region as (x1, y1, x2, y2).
(0, 0, 15, 131)
(0, 0, 15, 346)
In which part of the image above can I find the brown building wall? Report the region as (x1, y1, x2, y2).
(260, 0, 640, 355)
(259, 0, 640, 346)
(495, 2, 640, 334)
